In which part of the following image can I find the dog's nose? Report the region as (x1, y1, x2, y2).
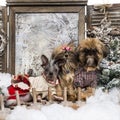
(49, 72, 53, 76)
(65, 54, 68, 58)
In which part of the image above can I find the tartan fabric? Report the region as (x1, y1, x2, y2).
(74, 67, 98, 88)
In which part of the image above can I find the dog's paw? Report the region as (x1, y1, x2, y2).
(53, 95, 63, 101)
(67, 95, 76, 102)
(41, 100, 47, 105)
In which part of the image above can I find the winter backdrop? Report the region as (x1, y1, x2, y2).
(0, 73, 120, 120)
(15, 13, 78, 75)
(0, 1, 120, 120)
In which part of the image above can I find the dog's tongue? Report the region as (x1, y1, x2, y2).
(47, 79, 56, 85)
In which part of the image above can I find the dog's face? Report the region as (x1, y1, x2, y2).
(77, 38, 109, 71)
(52, 42, 78, 71)
(41, 55, 62, 85)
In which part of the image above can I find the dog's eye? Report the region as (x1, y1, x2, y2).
(92, 49, 98, 53)
(83, 49, 89, 53)
(55, 69, 58, 72)
(45, 68, 48, 72)
(92, 49, 96, 53)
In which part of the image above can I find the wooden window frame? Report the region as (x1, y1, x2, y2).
(7, 0, 87, 74)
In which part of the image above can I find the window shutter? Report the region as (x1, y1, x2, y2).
(87, 4, 120, 28)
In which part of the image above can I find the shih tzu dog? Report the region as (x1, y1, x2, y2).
(76, 38, 109, 72)
(74, 38, 109, 100)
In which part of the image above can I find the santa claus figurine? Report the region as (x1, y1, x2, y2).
(5, 74, 32, 106)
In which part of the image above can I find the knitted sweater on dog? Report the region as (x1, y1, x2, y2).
(74, 67, 99, 88)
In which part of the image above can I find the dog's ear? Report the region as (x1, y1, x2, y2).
(55, 59, 66, 67)
(41, 55, 49, 68)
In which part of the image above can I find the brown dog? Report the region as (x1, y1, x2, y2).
(74, 38, 109, 100)
(76, 38, 109, 72)
(51, 42, 78, 101)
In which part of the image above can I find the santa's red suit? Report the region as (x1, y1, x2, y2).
(6, 74, 32, 106)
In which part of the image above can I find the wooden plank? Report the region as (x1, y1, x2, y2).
(87, 4, 120, 28)
(7, 0, 88, 6)
(7, 0, 87, 2)
(8, 5, 85, 74)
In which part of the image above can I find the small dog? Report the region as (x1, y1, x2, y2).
(42, 42, 77, 101)
(74, 38, 109, 88)
(76, 38, 109, 72)
(41, 54, 64, 101)
(74, 38, 109, 100)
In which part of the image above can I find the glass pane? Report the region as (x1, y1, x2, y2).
(15, 13, 79, 75)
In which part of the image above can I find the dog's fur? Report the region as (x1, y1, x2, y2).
(41, 55, 64, 101)
(73, 38, 109, 100)
(41, 55, 59, 86)
(41, 42, 78, 101)
(49, 42, 78, 101)
(76, 38, 109, 71)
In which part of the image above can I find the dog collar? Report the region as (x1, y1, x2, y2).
(42, 73, 59, 86)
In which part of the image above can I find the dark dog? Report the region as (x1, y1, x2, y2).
(41, 55, 60, 86)
(41, 55, 64, 101)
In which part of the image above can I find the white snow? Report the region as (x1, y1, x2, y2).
(0, 72, 11, 96)
(88, 0, 120, 5)
(6, 88, 120, 120)
(0, 72, 11, 88)
(0, 72, 120, 120)
(0, 0, 6, 6)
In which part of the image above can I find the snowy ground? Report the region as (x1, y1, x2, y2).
(0, 73, 120, 120)
(5, 88, 120, 120)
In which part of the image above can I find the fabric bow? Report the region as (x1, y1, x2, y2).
(62, 46, 71, 51)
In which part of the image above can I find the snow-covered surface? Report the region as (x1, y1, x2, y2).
(0, 72, 11, 96)
(0, 72, 11, 88)
(88, 0, 120, 5)
(0, 73, 120, 120)
(5, 88, 120, 120)
(0, 0, 6, 6)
